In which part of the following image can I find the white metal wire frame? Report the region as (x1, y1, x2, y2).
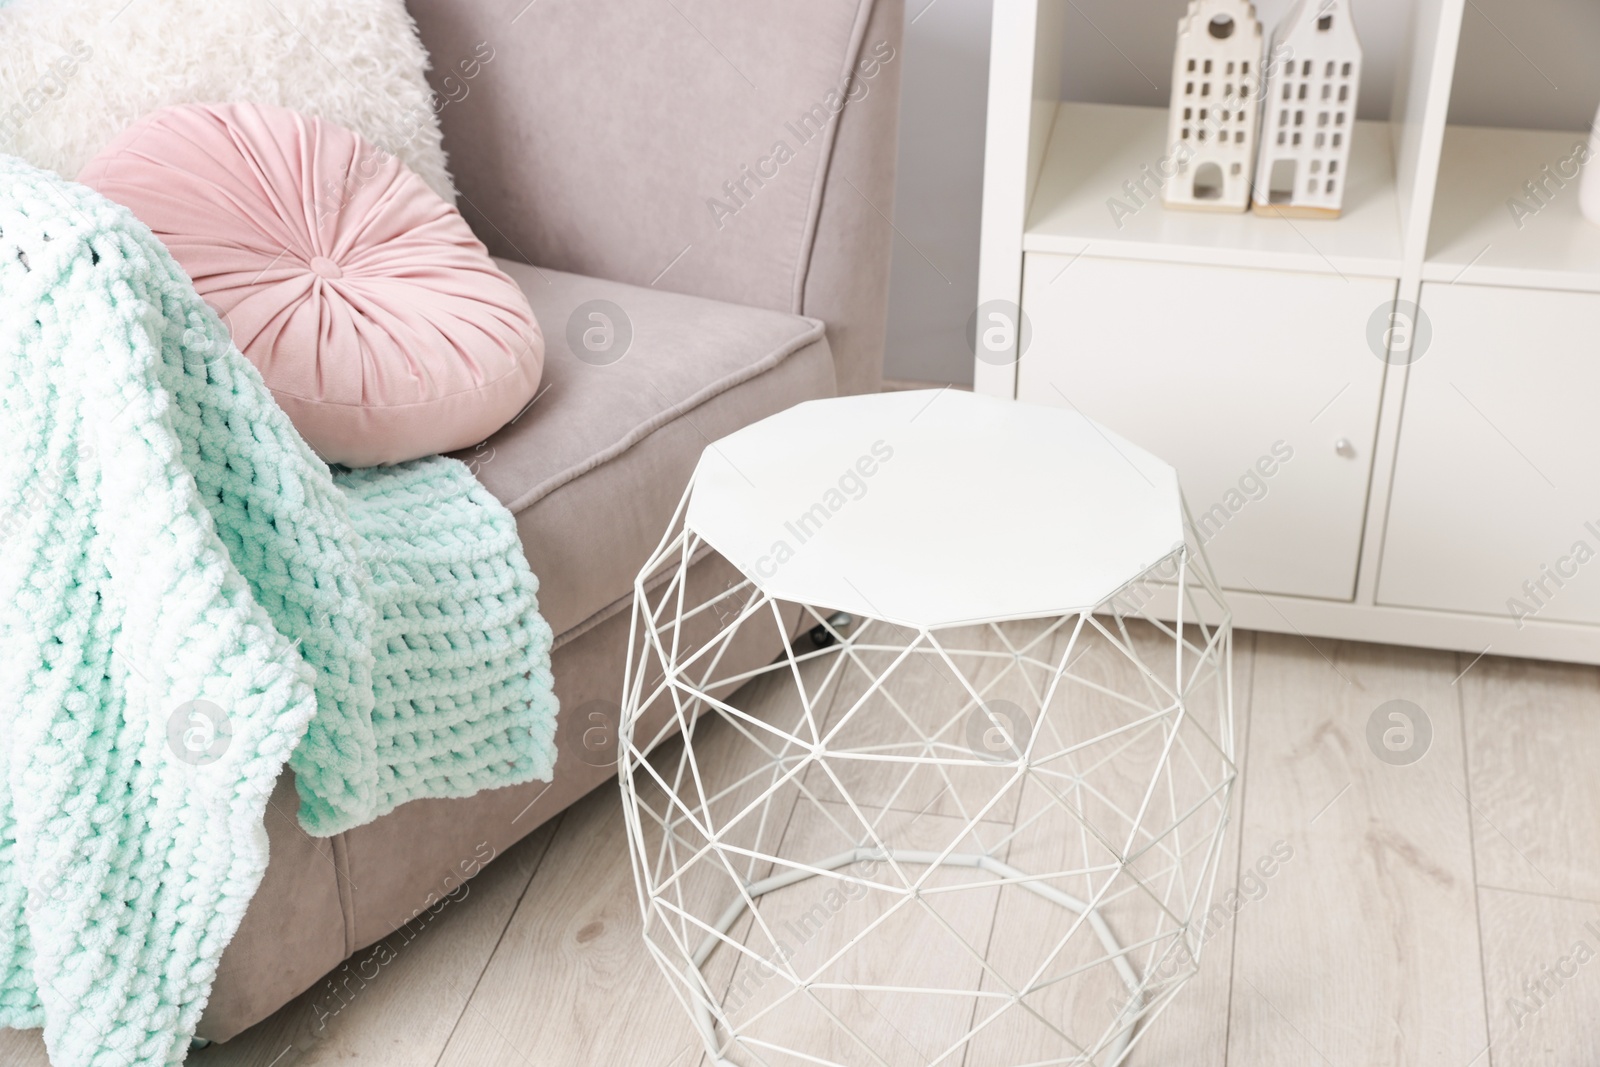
(619, 483, 1236, 1067)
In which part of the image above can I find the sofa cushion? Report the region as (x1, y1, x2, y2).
(81, 103, 542, 467)
(454, 261, 836, 640)
(406, 0, 902, 398)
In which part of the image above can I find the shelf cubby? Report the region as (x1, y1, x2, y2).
(1425, 124, 1600, 291)
(1024, 100, 1404, 277)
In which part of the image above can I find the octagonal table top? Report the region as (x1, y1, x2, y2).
(685, 389, 1185, 629)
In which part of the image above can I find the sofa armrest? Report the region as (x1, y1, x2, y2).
(407, 0, 903, 396)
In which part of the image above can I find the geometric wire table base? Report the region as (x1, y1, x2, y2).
(621, 488, 1236, 1067)
(684, 847, 1144, 1067)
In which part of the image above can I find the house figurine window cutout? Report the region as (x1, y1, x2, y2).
(1162, 0, 1264, 213)
(1252, 0, 1362, 218)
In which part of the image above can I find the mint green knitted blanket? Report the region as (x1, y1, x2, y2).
(0, 157, 558, 1065)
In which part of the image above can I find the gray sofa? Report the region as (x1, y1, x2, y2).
(198, 0, 904, 1042)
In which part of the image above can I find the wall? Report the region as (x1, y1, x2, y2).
(882, 0, 995, 386)
(883, 0, 1600, 386)
(1449, 0, 1600, 129)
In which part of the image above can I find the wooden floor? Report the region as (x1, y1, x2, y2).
(5, 627, 1599, 1066)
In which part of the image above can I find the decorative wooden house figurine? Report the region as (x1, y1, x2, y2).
(1162, 0, 1264, 212)
(1252, 0, 1362, 217)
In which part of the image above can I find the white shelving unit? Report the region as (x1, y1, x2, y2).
(978, 0, 1600, 664)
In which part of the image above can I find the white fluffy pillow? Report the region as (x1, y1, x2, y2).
(0, 0, 455, 203)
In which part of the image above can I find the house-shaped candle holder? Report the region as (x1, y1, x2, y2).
(1162, 0, 1265, 213)
(1252, 0, 1363, 218)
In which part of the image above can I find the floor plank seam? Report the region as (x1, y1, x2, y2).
(1219, 630, 1257, 1067)
(1457, 650, 1498, 1067)
(432, 811, 567, 1067)
(1474, 882, 1600, 907)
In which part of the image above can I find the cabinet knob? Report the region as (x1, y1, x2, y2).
(1334, 437, 1356, 457)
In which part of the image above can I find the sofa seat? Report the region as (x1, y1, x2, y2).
(463, 260, 836, 642)
(198, 261, 836, 1042)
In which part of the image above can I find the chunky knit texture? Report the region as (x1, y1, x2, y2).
(0, 156, 557, 1066)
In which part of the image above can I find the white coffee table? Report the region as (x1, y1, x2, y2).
(619, 389, 1235, 1067)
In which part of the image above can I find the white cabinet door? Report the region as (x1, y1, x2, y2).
(1019, 253, 1391, 600)
(1379, 283, 1600, 627)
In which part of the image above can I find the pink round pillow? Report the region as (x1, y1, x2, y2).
(79, 102, 542, 467)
